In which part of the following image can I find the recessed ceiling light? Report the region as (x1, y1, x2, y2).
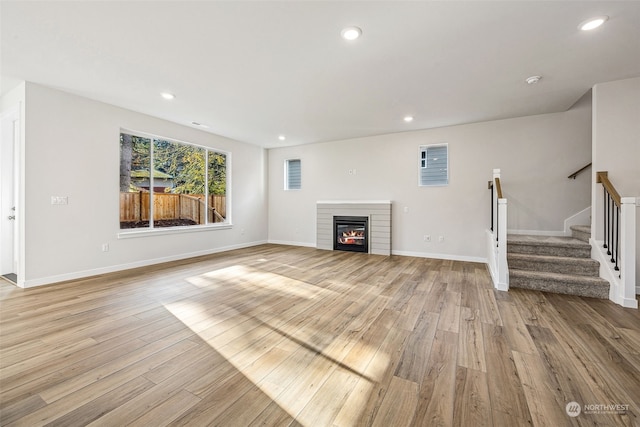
(278, 135, 286, 141)
(404, 116, 414, 123)
(341, 26, 362, 41)
(191, 121, 209, 128)
(525, 75, 542, 85)
(161, 92, 175, 100)
(578, 16, 608, 31)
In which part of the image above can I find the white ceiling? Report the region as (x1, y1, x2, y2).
(2, 1, 639, 148)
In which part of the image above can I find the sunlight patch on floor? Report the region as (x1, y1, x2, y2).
(165, 265, 391, 425)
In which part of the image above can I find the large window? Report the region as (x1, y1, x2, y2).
(119, 131, 228, 230)
(419, 144, 448, 186)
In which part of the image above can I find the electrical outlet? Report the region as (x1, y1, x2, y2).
(439, 236, 444, 242)
(51, 196, 68, 205)
(424, 235, 431, 242)
(101, 243, 109, 252)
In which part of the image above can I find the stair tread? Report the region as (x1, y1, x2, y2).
(510, 268, 608, 284)
(570, 224, 591, 233)
(507, 234, 589, 248)
(507, 252, 598, 265)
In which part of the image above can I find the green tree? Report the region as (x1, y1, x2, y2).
(208, 152, 226, 195)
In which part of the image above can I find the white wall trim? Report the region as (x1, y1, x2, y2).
(591, 238, 638, 309)
(266, 241, 486, 263)
(267, 239, 316, 248)
(392, 249, 486, 264)
(507, 229, 566, 236)
(22, 240, 268, 288)
(563, 206, 591, 236)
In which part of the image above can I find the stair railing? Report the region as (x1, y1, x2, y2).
(598, 172, 621, 271)
(596, 171, 637, 308)
(568, 162, 592, 179)
(487, 169, 508, 291)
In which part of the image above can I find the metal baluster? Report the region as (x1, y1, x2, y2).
(612, 206, 620, 271)
(603, 187, 608, 250)
(610, 200, 616, 264)
(607, 193, 612, 255)
(490, 183, 494, 232)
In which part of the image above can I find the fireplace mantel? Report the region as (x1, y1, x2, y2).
(317, 201, 391, 256)
(317, 200, 392, 205)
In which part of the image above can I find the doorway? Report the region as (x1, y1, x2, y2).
(1, 106, 19, 285)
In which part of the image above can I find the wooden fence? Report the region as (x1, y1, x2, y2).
(120, 192, 226, 224)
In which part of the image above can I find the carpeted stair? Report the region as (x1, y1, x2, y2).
(507, 225, 610, 299)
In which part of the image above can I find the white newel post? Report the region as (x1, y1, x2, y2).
(488, 168, 509, 291)
(497, 198, 509, 290)
(620, 197, 637, 308)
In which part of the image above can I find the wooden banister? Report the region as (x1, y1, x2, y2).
(568, 162, 592, 179)
(597, 171, 621, 207)
(495, 177, 503, 199)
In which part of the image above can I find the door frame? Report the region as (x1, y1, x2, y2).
(0, 105, 21, 285)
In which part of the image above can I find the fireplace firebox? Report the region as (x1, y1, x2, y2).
(334, 216, 368, 253)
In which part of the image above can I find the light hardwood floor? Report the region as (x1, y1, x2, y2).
(1, 244, 639, 426)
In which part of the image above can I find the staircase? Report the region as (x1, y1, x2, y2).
(507, 225, 610, 299)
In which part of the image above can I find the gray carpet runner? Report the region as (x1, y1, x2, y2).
(507, 225, 609, 299)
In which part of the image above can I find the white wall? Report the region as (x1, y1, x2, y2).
(268, 102, 592, 261)
(19, 83, 268, 286)
(592, 76, 640, 288)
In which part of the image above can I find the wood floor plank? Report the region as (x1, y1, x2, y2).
(127, 389, 201, 427)
(511, 350, 572, 427)
(412, 330, 458, 426)
(496, 299, 538, 355)
(87, 349, 223, 426)
(394, 310, 439, 383)
(457, 307, 486, 372)
(333, 325, 410, 427)
(482, 323, 532, 424)
(452, 367, 491, 427)
(1, 245, 638, 426)
(370, 375, 418, 427)
(436, 290, 461, 333)
(44, 376, 155, 427)
(38, 332, 198, 404)
(477, 287, 504, 326)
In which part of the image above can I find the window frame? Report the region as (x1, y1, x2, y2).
(118, 128, 231, 238)
(284, 158, 302, 191)
(418, 143, 449, 187)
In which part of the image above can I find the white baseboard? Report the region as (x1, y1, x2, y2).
(22, 240, 268, 288)
(267, 241, 487, 264)
(392, 250, 486, 264)
(507, 229, 566, 236)
(267, 239, 316, 248)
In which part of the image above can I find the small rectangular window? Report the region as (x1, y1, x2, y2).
(285, 159, 301, 190)
(419, 144, 448, 186)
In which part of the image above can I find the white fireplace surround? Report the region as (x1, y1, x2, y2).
(317, 201, 392, 256)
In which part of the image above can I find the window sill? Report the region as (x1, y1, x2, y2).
(118, 223, 232, 239)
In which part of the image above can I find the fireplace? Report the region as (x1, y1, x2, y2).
(334, 216, 368, 253)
